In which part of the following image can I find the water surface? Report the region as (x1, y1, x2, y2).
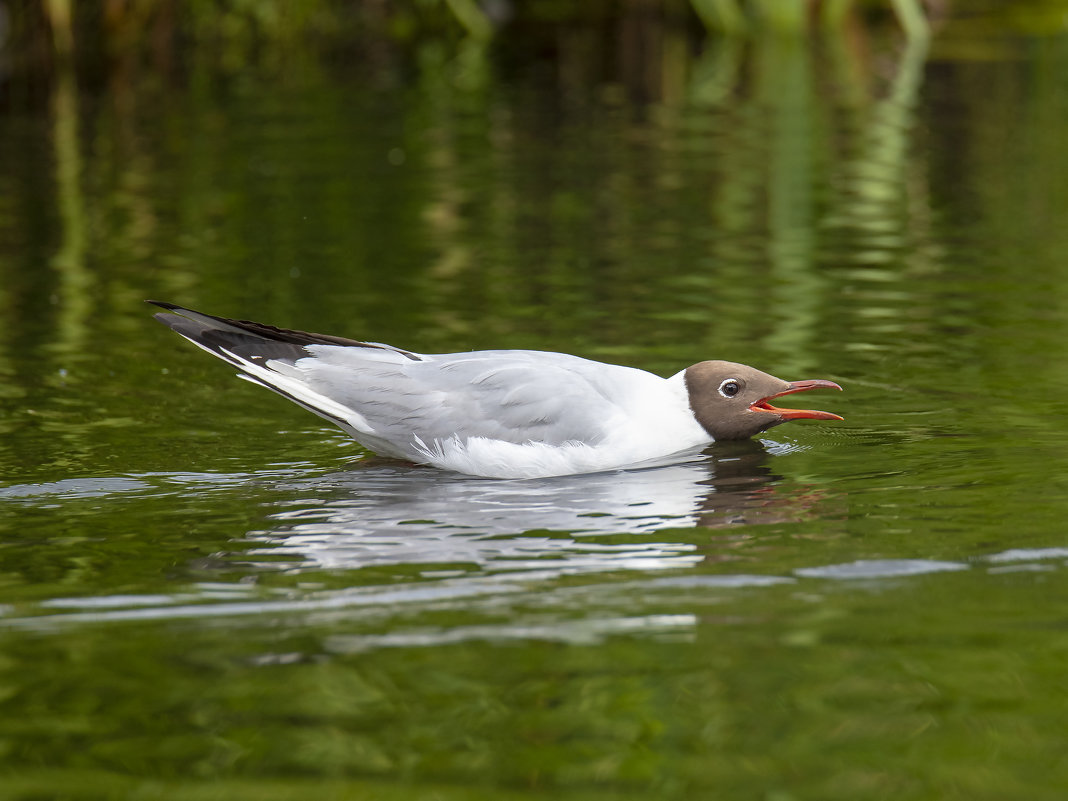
(3, 18, 1068, 800)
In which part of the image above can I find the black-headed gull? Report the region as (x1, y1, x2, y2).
(150, 302, 842, 479)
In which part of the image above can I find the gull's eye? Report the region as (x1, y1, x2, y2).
(719, 379, 741, 398)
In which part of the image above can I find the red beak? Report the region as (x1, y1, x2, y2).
(749, 379, 843, 421)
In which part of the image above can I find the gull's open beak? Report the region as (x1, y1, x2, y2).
(749, 379, 843, 421)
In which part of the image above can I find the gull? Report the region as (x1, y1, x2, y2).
(150, 301, 842, 479)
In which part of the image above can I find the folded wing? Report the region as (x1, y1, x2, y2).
(150, 303, 623, 462)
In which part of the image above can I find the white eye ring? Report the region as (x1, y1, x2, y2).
(718, 379, 742, 398)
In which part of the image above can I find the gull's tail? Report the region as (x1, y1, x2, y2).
(147, 300, 417, 434)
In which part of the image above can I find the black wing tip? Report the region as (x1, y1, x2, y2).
(146, 299, 184, 311)
(145, 300, 424, 361)
(148, 300, 197, 331)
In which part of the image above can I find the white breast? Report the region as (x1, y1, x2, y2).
(410, 369, 712, 479)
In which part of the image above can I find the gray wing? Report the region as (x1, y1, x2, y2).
(151, 303, 626, 459)
(297, 348, 626, 455)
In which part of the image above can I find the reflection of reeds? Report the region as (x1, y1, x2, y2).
(760, 33, 823, 374)
(399, 17, 934, 377)
(47, 0, 91, 354)
(819, 34, 933, 360)
(6, 0, 1068, 478)
(692, 0, 929, 37)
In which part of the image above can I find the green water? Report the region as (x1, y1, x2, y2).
(4, 17, 1068, 801)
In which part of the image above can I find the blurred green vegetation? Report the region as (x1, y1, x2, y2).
(6, 0, 1068, 85)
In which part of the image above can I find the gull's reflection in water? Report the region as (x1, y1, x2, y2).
(247, 440, 810, 576)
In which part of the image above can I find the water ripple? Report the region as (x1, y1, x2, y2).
(5, 544, 1064, 635)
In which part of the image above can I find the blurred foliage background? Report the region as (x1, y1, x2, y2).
(6, 0, 1068, 95)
